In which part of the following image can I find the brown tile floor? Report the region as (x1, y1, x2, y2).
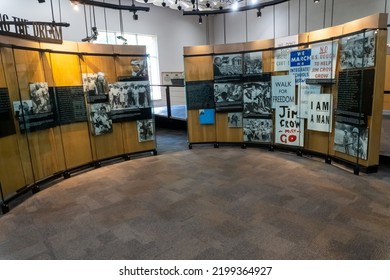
(0, 128, 390, 259)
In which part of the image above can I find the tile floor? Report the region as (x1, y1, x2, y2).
(0, 128, 389, 259)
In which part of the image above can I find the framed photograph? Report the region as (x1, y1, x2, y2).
(137, 119, 154, 142)
(162, 72, 184, 86)
(243, 118, 273, 143)
(228, 112, 243, 128)
(130, 57, 148, 79)
(89, 103, 112, 136)
(82, 72, 109, 103)
(29, 82, 51, 114)
(243, 51, 263, 75)
(213, 54, 243, 80)
(334, 122, 368, 160)
(109, 81, 151, 110)
(243, 81, 272, 117)
(214, 82, 243, 112)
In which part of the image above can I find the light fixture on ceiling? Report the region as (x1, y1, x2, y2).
(117, 35, 128, 45)
(82, 26, 98, 42)
(314, 0, 320, 3)
(198, 15, 202, 24)
(257, 8, 262, 17)
(38, 0, 46, 3)
(133, 12, 138, 20)
(162, 1, 166, 7)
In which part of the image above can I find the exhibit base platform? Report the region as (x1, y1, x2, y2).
(155, 114, 187, 130)
(0, 149, 158, 215)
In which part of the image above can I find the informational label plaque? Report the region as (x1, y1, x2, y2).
(55, 86, 87, 125)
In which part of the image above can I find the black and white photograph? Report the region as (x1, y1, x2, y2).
(109, 81, 151, 110)
(214, 82, 243, 111)
(186, 80, 214, 110)
(213, 54, 243, 80)
(137, 119, 154, 142)
(29, 82, 51, 114)
(243, 51, 263, 75)
(334, 122, 368, 160)
(129, 57, 148, 79)
(89, 103, 112, 136)
(339, 30, 375, 70)
(13, 100, 33, 119)
(243, 82, 272, 117)
(228, 112, 243, 128)
(82, 73, 110, 103)
(243, 118, 273, 143)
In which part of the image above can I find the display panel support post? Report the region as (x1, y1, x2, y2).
(0, 183, 10, 214)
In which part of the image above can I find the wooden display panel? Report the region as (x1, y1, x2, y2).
(304, 130, 331, 155)
(215, 113, 243, 143)
(184, 56, 213, 82)
(122, 122, 155, 153)
(44, 52, 93, 169)
(80, 55, 117, 83)
(0, 49, 28, 197)
(187, 109, 216, 143)
(90, 123, 125, 160)
(13, 49, 66, 180)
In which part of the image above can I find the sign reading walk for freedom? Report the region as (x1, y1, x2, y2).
(271, 75, 295, 109)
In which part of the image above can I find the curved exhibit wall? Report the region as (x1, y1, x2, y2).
(184, 13, 388, 173)
(0, 36, 156, 200)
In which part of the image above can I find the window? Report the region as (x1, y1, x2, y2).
(95, 31, 161, 100)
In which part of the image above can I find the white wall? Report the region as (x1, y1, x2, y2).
(0, 0, 209, 78)
(213, 0, 389, 44)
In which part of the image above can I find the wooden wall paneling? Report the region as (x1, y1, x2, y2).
(80, 55, 117, 83)
(262, 50, 274, 73)
(1, 47, 34, 185)
(304, 130, 330, 154)
(0, 49, 28, 197)
(187, 109, 216, 143)
(366, 29, 387, 166)
(184, 56, 213, 82)
(215, 112, 243, 142)
(44, 51, 93, 169)
(184, 45, 213, 56)
(92, 123, 125, 160)
(115, 56, 135, 78)
(384, 55, 390, 109)
(13, 49, 66, 179)
(122, 122, 155, 153)
(113, 45, 146, 56)
(384, 95, 390, 110)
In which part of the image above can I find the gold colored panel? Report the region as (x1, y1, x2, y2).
(90, 123, 125, 160)
(187, 109, 216, 143)
(216, 113, 243, 142)
(214, 43, 244, 54)
(184, 45, 213, 56)
(184, 56, 213, 82)
(80, 55, 117, 83)
(122, 122, 156, 153)
(45, 53, 82, 86)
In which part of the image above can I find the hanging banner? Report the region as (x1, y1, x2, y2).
(271, 75, 295, 109)
(298, 84, 321, 118)
(309, 41, 338, 80)
(290, 49, 311, 84)
(275, 105, 304, 147)
(274, 35, 299, 72)
(307, 94, 332, 132)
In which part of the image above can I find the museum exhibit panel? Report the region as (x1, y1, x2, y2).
(0, 35, 157, 212)
(184, 13, 387, 174)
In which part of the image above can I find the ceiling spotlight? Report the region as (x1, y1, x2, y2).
(206, 1, 210, 8)
(117, 35, 128, 45)
(162, 1, 166, 7)
(314, 0, 320, 3)
(178, 5, 182, 10)
(133, 12, 138, 20)
(198, 16, 202, 24)
(38, 0, 45, 3)
(256, 8, 262, 17)
(144, 0, 148, 2)
(219, 5, 223, 10)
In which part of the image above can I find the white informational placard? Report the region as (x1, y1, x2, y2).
(298, 84, 321, 118)
(275, 105, 304, 147)
(309, 41, 338, 79)
(271, 75, 295, 109)
(274, 35, 299, 72)
(307, 94, 332, 132)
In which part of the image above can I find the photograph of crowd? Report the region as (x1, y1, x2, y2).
(29, 82, 51, 114)
(243, 51, 263, 75)
(243, 82, 272, 117)
(137, 119, 154, 142)
(339, 30, 375, 70)
(109, 81, 151, 110)
(89, 103, 112, 136)
(213, 54, 243, 79)
(243, 118, 273, 143)
(334, 122, 368, 160)
(214, 83, 243, 111)
(13, 100, 33, 119)
(228, 112, 243, 128)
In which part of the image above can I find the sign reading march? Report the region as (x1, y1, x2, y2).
(271, 75, 295, 108)
(310, 41, 338, 80)
(274, 35, 298, 72)
(275, 105, 304, 147)
(307, 94, 332, 132)
(290, 49, 311, 83)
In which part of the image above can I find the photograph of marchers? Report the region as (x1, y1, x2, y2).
(109, 81, 151, 110)
(29, 82, 51, 114)
(243, 82, 272, 117)
(334, 122, 368, 160)
(243, 51, 263, 75)
(214, 83, 243, 111)
(213, 54, 243, 79)
(339, 30, 375, 70)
